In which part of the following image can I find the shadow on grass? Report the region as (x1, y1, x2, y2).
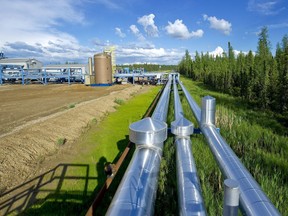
(0, 163, 103, 216)
(92, 138, 136, 216)
(0, 136, 136, 216)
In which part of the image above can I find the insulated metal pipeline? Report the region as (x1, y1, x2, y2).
(151, 75, 172, 122)
(178, 80, 280, 215)
(172, 76, 206, 216)
(106, 75, 172, 215)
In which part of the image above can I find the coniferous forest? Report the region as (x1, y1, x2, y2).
(178, 27, 288, 118)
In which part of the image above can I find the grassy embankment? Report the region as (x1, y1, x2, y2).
(23, 86, 161, 215)
(24, 77, 288, 215)
(155, 77, 288, 215)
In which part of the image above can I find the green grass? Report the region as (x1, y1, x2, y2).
(67, 103, 76, 109)
(21, 86, 161, 216)
(155, 77, 287, 215)
(22, 77, 288, 215)
(114, 98, 125, 105)
(180, 77, 288, 215)
(155, 83, 223, 215)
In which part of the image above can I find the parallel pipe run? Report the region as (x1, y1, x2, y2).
(106, 75, 171, 216)
(151, 75, 172, 122)
(171, 76, 206, 216)
(178, 81, 201, 124)
(179, 81, 280, 216)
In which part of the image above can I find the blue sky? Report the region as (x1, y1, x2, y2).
(0, 0, 287, 65)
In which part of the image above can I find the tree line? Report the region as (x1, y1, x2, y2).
(178, 27, 288, 114)
(117, 63, 177, 72)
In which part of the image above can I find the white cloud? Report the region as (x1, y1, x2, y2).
(137, 14, 159, 37)
(209, 46, 224, 57)
(130, 25, 140, 35)
(0, 0, 99, 63)
(116, 43, 184, 64)
(203, 14, 232, 35)
(115, 27, 126, 38)
(116, 47, 184, 64)
(85, 0, 121, 10)
(268, 22, 288, 29)
(165, 19, 204, 39)
(247, 0, 285, 15)
(129, 25, 146, 41)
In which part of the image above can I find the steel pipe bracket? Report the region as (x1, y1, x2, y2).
(171, 116, 194, 137)
(129, 117, 167, 147)
(201, 96, 216, 126)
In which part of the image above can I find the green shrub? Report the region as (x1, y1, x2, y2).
(114, 98, 125, 105)
(68, 103, 75, 109)
(56, 137, 66, 146)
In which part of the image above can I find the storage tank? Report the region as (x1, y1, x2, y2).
(94, 53, 112, 85)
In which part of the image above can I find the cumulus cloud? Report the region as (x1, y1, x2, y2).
(129, 25, 146, 41)
(116, 45, 184, 64)
(137, 14, 159, 37)
(165, 19, 204, 39)
(115, 27, 126, 38)
(0, 1, 186, 65)
(130, 25, 140, 35)
(247, 0, 285, 15)
(209, 46, 224, 57)
(203, 14, 232, 35)
(0, 0, 97, 63)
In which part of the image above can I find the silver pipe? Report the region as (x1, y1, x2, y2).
(106, 75, 172, 215)
(178, 80, 201, 124)
(179, 80, 280, 216)
(223, 179, 240, 216)
(172, 75, 206, 216)
(151, 75, 172, 122)
(173, 75, 183, 120)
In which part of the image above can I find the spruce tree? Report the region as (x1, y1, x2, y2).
(255, 26, 272, 108)
(277, 35, 288, 113)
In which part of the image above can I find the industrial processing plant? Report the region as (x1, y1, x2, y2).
(0, 50, 167, 86)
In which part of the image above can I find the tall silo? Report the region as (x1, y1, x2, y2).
(85, 57, 95, 85)
(94, 53, 112, 86)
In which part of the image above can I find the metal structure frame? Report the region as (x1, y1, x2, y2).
(113, 72, 168, 85)
(0, 65, 85, 85)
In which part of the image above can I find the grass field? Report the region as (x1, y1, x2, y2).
(22, 86, 161, 215)
(23, 77, 287, 215)
(178, 77, 287, 215)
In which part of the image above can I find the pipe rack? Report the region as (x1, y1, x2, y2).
(0, 65, 84, 85)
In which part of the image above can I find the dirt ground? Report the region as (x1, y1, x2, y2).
(0, 83, 144, 194)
